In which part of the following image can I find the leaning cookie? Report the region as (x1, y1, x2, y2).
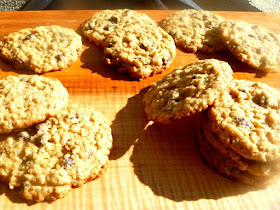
(0, 25, 82, 74)
(0, 105, 113, 202)
(0, 75, 68, 134)
(82, 9, 156, 47)
(160, 9, 226, 53)
(219, 20, 280, 73)
(103, 23, 176, 79)
(143, 59, 233, 123)
(208, 79, 280, 162)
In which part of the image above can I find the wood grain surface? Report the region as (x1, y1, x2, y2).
(0, 10, 280, 210)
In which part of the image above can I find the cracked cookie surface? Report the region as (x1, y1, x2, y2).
(0, 105, 113, 202)
(0, 25, 82, 73)
(0, 75, 68, 134)
(160, 9, 226, 53)
(143, 59, 233, 123)
(219, 20, 280, 73)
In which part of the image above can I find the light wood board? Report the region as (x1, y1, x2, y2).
(0, 10, 279, 210)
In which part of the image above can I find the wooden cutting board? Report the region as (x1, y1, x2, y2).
(0, 10, 280, 210)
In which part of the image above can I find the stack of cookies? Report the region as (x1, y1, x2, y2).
(160, 9, 280, 73)
(82, 9, 176, 79)
(0, 75, 113, 202)
(198, 79, 280, 187)
(143, 58, 280, 186)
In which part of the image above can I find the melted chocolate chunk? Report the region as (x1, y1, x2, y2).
(56, 54, 64, 61)
(24, 33, 35, 41)
(35, 135, 46, 147)
(109, 16, 120, 24)
(104, 25, 116, 31)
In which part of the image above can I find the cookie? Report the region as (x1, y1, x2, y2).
(208, 79, 280, 162)
(0, 105, 113, 202)
(0, 75, 68, 134)
(201, 115, 280, 176)
(82, 9, 156, 47)
(143, 59, 233, 123)
(0, 25, 82, 73)
(103, 23, 176, 79)
(160, 9, 226, 53)
(197, 126, 279, 187)
(219, 20, 280, 73)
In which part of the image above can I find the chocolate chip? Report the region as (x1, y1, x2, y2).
(64, 157, 74, 167)
(56, 54, 64, 61)
(24, 33, 35, 41)
(206, 21, 215, 28)
(248, 34, 257, 39)
(169, 30, 176, 37)
(192, 75, 197, 79)
(260, 58, 269, 68)
(88, 151, 93, 158)
(191, 13, 199, 18)
(231, 44, 238, 50)
(18, 132, 30, 140)
(203, 15, 211, 19)
(35, 135, 46, 147)
(104, 25, 116, 31)
(59, 32, 64, 37)
(235, 117, 251, 128)
(36, 123, 46, 131)
(123, 9, 132, 15)
(140, 43, 148, 51)
(162, 56, 170, 66)
(14, 58, 24, 69)
(109, 16, 120, 24)
(20, 76, 30, 82)
(252, 25, 259, 30)
(20, 181, 31, 191)
(254, 95, 267, 106)
(107, 43, 114, 48)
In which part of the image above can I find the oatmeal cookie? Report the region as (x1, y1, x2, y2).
(143, 59, 233, 123)
(0, 75, 68, 134)
(82, 9, 156, 47)
(208, 79, 280, 162)
(103, 23, 176, 79)
(0, 105, 113, 202)
(160, 9, 226, 53)
(219, 20, 280, 73)
(0, 25, 82, 73)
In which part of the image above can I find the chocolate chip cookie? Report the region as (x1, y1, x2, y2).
(219, 20, 280, 73)
(208, 79, 280, 162)
(160, 9, 226, 53)
(103, 23, 176, 79)
(0, 75, 68, 134)
(0, 25, 82, 73)
(143, 59, 233, 123)
(0, 105, 113, 202)
(82, 9, 156, 47)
